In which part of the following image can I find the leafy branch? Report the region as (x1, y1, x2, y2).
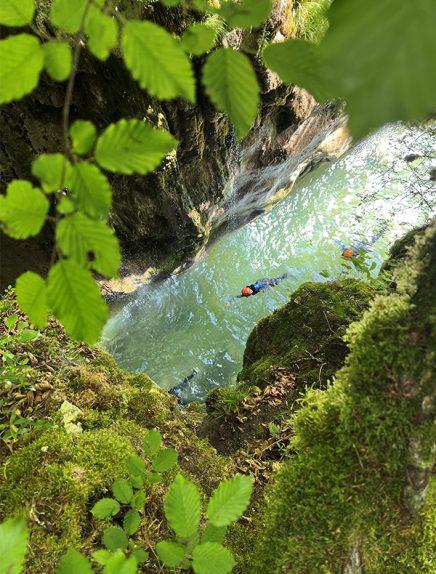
(0, 430, 253, 574)
(1, 0, 435, 344)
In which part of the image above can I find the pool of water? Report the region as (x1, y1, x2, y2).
(102, 122, 436, 402)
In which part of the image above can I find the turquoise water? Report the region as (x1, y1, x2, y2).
(102, 123, 435, 402)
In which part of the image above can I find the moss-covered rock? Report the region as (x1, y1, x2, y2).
(380, 223, 429, 282)
(200, 280, 375, 457)
(239, 279, 376, 391)
(232, 223, 436, 573)
(0, 296, 233, 573)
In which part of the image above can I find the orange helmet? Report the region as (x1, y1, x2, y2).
(241, 287, 253, 297)
(342, 248, 354, 259)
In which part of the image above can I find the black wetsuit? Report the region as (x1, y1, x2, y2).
(241, 273, 289, 297)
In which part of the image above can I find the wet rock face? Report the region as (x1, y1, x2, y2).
(0, 0, 346, 289)
(0, 45, 234, 285)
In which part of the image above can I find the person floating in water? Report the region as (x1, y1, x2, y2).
(239, 272, 289, 297)
(335, 222, 388, 259)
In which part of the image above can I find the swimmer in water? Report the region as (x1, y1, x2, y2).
(239, 272, 289, 297)
(335, 222, 388, 259)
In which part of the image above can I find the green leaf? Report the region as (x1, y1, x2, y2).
(103, 551, 137, 574)
(32, 153, 72, 193)
(57, 197, 76, 214)
(47, 259, 108, 344)
(0, 0, 34, 26)
(262, 39, 331, 102)
(131, 548, 148, 564)
(152, 448, 178, 473)
(17, 329, 40, 343)
(129, 476, 144, 490)
(95, 119, 178, 175)
(70, 120, 97, 155)
(0, 33, 44, 104)
(321, 0, 436, 138)
(0, 180, 48, 239)
(102, 527, 128, 552)
(156, 541, 185, 568)
(16, 272, 47, 329)
(92, 549, 112, 566)
(147, 473, 162, 484)
(4, 314, 18, 330)
(0, 515, 28, 574)
(125, 454, 146, 477)
(123, 510, 141, 536)
(56, 213, 120, 278)
(192, 543, 235, 574)
(181, 23, 216, 55)
(85, 6, 118, 61)
(164, 474, 201, 538)
(142, 429, 162, 457)
(91, 498, 121, 519)
(218, 0, 271, 30)
(56, 547, 94, 574)
(122, 20, 195, 102)
(202, 48, 259, 140)
(43, 41, 72, 82)
(160, 0, 182, 6)
(70, 162, 111, 219)
(50, 0, 88, 34)
(202, 523, 227, 545)
(112, 478, 133, 504)
(130, 490, 145, 511)
(207, 475, 253, 527)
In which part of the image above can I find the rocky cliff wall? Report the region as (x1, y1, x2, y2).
(0, 1, 348, 291)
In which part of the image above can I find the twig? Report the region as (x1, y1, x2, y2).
(62, 1, 93, 157)
(318, 362, 326, 385)
(48, 0, 93, 269)
(323, 310, 336, 334)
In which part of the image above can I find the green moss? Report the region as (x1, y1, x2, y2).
(238, 279, 375, 391)
(0, 292, 233, 572)
(0, 428, 135, 572)
(233, 226, 436, 573)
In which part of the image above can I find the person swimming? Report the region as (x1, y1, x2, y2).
(335, 222, 388, 259)
(239, 272, 289, 297)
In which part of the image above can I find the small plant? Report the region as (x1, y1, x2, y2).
(289, 0, 332, 43)
(211, 387, 247, 419)
(90, 428, 178, 568)
(2, 469, 253, 574)
(156, 473, 253, 573)
(0, 312, 51, 447)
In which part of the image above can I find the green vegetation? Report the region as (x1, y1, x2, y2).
(1, 0, 435, 344)
(0, 291, 235, 573)
(1, 2, 435, 573)
(0, 0, 268, 345)
(89, 428, 178, 566)
(1, 464, 252, 574)
(288, 0, 332, 43)
(264, 0, 436, 138)
(238, 279, 375, 391)
(231, 223, 436, 573)
(156, 473, 252, 572)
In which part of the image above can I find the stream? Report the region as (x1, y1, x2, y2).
(102, 122, 436, 403)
